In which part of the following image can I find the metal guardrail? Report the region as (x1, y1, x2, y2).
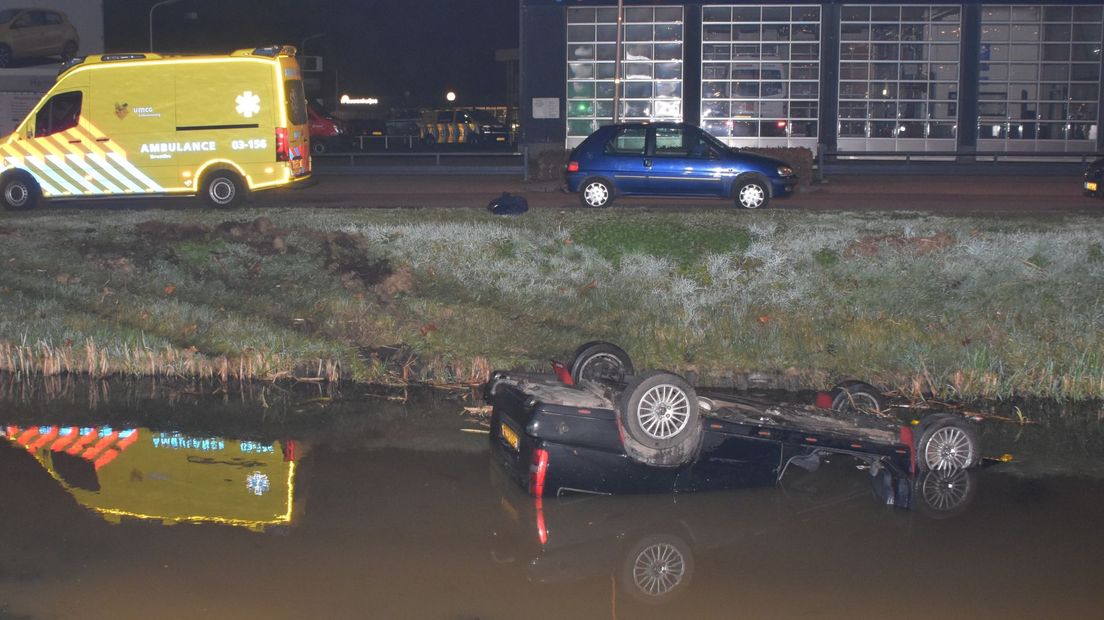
(816, 149, 1102, 179)
(312, 149, 527, 176)
(351, 135, 417, 150)
(820, 149, 1102, 164)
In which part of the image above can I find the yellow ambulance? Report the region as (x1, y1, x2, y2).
(0, 45, 311, 210)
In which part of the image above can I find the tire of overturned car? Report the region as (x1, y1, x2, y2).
(829, 380, 886, 414)
(570, 340, 634, 385)
(617, 371, 702, 468)
(915, 414, 980, 472)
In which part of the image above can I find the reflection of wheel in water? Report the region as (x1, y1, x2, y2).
(917, 468, 976, 519)
(620, 533, 694, 605)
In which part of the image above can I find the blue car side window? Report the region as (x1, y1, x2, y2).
(604, 127, 647, 155)
(655, 126, 692, 157)
(655, 126, 715, 159)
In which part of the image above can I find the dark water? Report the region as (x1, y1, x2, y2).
(1, 382, 1103, 620)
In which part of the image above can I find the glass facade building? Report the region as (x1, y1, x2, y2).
(567, 6, 685, 141)
(701, 5, 822, 149)
(522, 1, 1104, 154)
(837, 4, 961, 151)
(977, 4, 1102, 149)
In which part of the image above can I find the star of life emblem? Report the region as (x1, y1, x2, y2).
(246, 471, 271, 496)
(235, 91, 262, 118)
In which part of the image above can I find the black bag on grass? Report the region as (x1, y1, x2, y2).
(487, 192, 528, 215)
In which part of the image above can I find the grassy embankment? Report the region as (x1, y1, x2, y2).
(0, 205, 1102, 400)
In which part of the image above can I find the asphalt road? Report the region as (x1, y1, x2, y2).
(256, 172, 1100, 213)
(15, 170, 1097, 213)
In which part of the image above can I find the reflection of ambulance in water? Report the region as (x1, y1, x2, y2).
(0, 45, 311, 210)
(3, 424, 305, 532)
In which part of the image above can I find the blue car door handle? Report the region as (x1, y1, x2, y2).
(643, 159, 652, 168)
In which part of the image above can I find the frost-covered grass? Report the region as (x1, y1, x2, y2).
(1, 205, 1102, 399)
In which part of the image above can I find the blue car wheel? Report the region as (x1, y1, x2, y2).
(580, 178, 613, 208)
(735, 178, 769, 209)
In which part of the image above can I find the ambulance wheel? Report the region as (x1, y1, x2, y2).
(617, 371, 702, 468)
(1, 172, 40, 211)
(201, 171, 244, 208)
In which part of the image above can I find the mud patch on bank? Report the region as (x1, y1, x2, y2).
(845, 232, 955, 257)
(314, 230, 416, 301)
(133, 217, 291, 256)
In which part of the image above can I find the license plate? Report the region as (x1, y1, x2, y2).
(500, 423, 520, 452)
(1087, 181, 1098, 192)
(496, 136, 506, 142)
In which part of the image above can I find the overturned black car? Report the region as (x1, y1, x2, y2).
(485, 342, 982, 509)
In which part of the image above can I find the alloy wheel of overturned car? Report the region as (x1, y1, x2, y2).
(580, 179, 613, 207)
(918, 421, 978, 471)
(735, 178, 768, 209)
(637, 384, 692, 440)
(617, 371, 702, 468)
(570, 341, 633, 385)
(0, 44, 11, 69)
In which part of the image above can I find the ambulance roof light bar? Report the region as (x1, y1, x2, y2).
(235, 45, 298, 58)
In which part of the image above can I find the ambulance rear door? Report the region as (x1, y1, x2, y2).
(174, 59, 276, 190)
(278, 54, 310, 178)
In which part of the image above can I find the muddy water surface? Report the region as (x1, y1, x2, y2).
(1, 383, 1103, 620)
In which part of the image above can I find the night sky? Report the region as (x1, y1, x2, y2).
(103, 0, 519, 108)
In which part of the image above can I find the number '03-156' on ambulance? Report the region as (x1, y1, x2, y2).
(0, 45, 312, 210)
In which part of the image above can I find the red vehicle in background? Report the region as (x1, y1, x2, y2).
(308, 105, 347, 154)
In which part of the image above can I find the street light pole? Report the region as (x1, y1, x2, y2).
(149, 0, 184, 53)
(612, 0, 623, 123)
(300, 32, 326, 56)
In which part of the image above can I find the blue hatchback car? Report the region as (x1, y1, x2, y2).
(566, 122, 798, 209)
